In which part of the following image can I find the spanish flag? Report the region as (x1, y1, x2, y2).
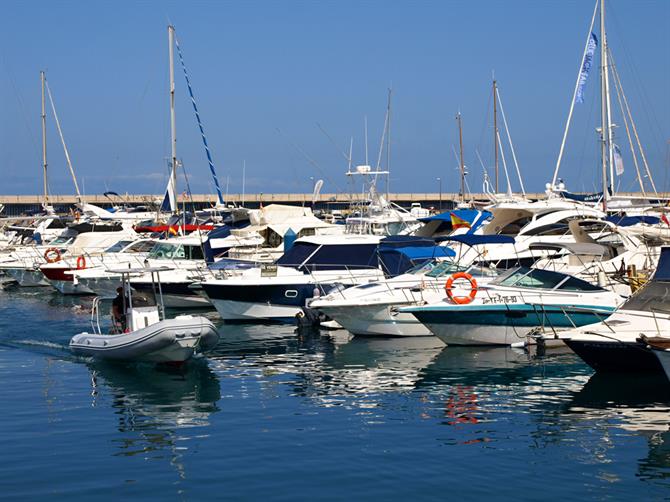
(450, 212, 471, 230)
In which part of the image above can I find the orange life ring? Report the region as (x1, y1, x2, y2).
(76, 255, 87, 270)
(44, 247, 61, 263)
(445, 272, 478, 305)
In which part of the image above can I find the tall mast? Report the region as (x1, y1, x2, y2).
(599, 0, 610, 210)
(493, 79, 499, 193)
(168, 25, 178, 213)
(40, 71, 48, 207)
(457, 112, 465, 203)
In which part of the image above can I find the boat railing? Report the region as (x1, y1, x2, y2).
(90, 296, 103, 335)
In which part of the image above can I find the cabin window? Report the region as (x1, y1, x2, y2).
(126, 240, 157, 253)
(105, 240, 133, 253)
(522, 223, 570, 236)
(149, 243, 181, 259)
(186, 245, 204, 260)
(284, 290, 298, 298)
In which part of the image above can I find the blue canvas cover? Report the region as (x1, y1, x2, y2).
(605, 215, 661, 227)
(440, 234, 515, 246)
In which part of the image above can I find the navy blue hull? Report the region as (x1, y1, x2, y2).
(202, 283, 330, 308)
(564, 340, 663, 374)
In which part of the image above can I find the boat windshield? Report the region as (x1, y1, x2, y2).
(130, 289, 157, 307)
(50, 236, 74, 245)
(495, 267, 603, 291)
(148, 242, 182, 259)
(622, 280, 670, 313)
(105, 240, 134, 253)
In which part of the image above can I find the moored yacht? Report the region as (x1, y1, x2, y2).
(404, 266, 623, 346)
(554, 247, 670, 374)
(201, 234, 385, 322)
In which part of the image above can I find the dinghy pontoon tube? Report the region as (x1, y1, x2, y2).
(70, 266, 219, 363)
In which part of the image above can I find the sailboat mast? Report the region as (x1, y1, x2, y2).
(457, 112, 465, 203)
(599, 0, 610, 210)
(168, 25, 178, 213)
(40, 71, 48, 207)
(493, 79, 499, 193)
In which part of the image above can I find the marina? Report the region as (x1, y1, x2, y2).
(1, 0, 670, 499)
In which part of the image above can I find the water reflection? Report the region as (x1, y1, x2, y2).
(566, 373, 670, 487)
(88, 359, 221, 432)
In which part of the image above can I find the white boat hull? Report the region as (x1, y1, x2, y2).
(210, 298, 301, 322)
(426, 322, 536, 346)
(318, 304, 432, 337)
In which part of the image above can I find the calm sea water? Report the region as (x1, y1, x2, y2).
(0, 286, 669, 501)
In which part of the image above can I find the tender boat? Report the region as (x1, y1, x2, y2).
(70, 267, 219, 364)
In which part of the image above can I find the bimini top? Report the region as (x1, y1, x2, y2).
(439, 234, 515, 246)
(621, 246, 670, 312)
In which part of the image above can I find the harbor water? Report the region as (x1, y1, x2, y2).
(1, 286, 669, 500)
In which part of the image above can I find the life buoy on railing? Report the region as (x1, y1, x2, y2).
(44, 247, 61, 263)
(76, 255, 87, 270)
(445, 272, 478, 305)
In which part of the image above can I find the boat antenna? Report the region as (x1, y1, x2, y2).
(242, 160, 246, 208)
(457, 112, 466, 203)
(45, 80, 81, 203)
(40, 70, 49, 209)
(364, 115, 369, 166)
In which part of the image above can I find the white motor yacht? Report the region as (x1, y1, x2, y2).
(404, 266, 623, 346)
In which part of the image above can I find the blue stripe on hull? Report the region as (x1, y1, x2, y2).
(412, 306, 613, 329)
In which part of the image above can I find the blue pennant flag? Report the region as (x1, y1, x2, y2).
(575, 32, 598, 104)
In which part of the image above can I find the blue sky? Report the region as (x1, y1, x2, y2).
(1, 0, 668, 198)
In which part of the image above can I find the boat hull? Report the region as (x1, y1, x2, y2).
(411, 305, 613, 346)
(564, 339, 664, 374)
(654, 350, 670, 381)
(76, 276, 122, 298)
(3, 267, 50, 287)
(209, 298, 300, 322)
(317, 304, 432, 337)
(69, 316, 219, 363)
(48, 278, 95, 295)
